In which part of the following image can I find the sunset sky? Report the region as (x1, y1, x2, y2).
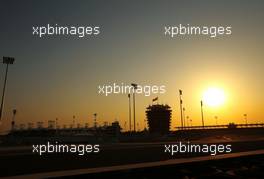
(0, 0, 264, 133)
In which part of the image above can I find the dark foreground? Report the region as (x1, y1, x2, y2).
(63, 152, 264, 179)
(0, 140, 264, 178)
(1, 128, 264, 178)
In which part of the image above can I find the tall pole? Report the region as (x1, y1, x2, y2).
(0, 57, 15, 121)
(131, 83, 137, 132)
(200, 100, 205, 128)
(11, 109, 17, 131)
(179, 90, 183, 130)
(133, 91, 136, 132)
(0, 64, 9, 121)
(128, 94, 131, 132)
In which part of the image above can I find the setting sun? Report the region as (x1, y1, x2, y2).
(202, 87, 226, 107)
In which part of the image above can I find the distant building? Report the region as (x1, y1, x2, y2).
(6, 121, 121, 144)
(146, 104, 172, 134)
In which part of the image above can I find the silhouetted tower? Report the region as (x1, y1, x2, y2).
(146, 104, 172, 134)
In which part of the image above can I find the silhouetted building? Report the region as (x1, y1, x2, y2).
(146, 104, 172, 134)
(6, 121, 122, 144)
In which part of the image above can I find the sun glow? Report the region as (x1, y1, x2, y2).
(202, 87, 226, 107)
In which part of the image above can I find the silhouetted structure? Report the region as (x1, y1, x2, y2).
(5, 121, 121, 144)
(0, 56, 15, 121)
(146, 104, 172, 134)
(131, 83, 138, 132)
(11, 109, 17, 131)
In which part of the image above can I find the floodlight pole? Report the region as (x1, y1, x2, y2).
(11, 109, 17, 131)
(133, 92, 136, 132)
(0, 57, 15, 121)
(179, 90, 183, 130)
(131, 83, 138, 132)
(128, 94, 132, 132)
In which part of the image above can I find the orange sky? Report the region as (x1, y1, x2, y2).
(0, 0, 264, 133)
